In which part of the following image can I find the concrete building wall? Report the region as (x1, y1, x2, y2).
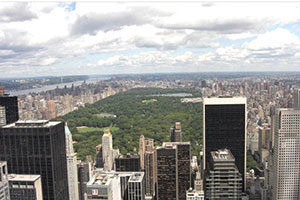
(273, 109, 300, 200)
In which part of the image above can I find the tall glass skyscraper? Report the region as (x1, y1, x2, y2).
(203, 97, 247, 191)
(0, 120, 69, 200)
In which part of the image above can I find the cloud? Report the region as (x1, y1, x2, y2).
(1, 2, 300, 77)
(70, 6, 170, 35)
(0, 3, 37, 22)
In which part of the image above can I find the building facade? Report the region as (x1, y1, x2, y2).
(205, 149, 243, 199)
(0, 120, 69, 200)
(78, 161, 92, 200)
(156, 142, 191, 200)
(203, 97, 247, 190)
(0, 95, 19, 125)
(87, 170, 145, 200)
(128, 173, 145, 200)
(170, 122, 183, 142)
(86, 173, 121, 200)
(0, 106, 5, 127)
(95, 145, 104, 168)
(273, 109, 300, 200)
(102, 130, 114, 171)
(8, 174, 43, 200)
(115, 154, 141, 172)
(293, 88, 300, 108)
(0, 161, 10, 200)
(65, 125, 79, 200)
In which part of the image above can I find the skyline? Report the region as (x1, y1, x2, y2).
(1, 2, 300, 78)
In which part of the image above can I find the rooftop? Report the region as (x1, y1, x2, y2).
(8, 174, 40, 182)
(0, 161, 7, 167)
(204, 96, 246, 105)
(128, 172, 144, 182)
(159, 142, 190, 149)
(211, 149, 235, 162)
(117, 154, 139, 159)
(2, 120, 61, 128)
(87, 174, 115, 186)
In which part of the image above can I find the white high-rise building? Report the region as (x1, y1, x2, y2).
(86, 173, 122, 200)
(102, 129, 114, 171)
(65, 125, 79, 200)
(272, 108, 300, 200)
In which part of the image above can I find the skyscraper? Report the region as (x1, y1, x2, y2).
(293, 88, 300, 108)
(0, 120, 69, 200)
(272, 108, 300, 200)
(0, 106, 6, 127)
(127, 172, 145, 200)
(86, 173, 121, 200)
(144, 150, 155, 197)
(258, 126, 271, 163)
(0, 161, 10, 200)
(8, 174, 43, 200)
(78, 161, 92, 200)
(139, 135, 154, 170)
(0, 92, 19, 124)
(65, 125, 79, 200)
(205, 149, 243, 199)
(203, 97, 247, 190)
(139, 135, 155, 198)
(156, 142, 191, 200)
(170, 122, 183, 142)
(115, 154, 141, 172)
(95, 145, 104, 168)
(102, 129, 114, 171)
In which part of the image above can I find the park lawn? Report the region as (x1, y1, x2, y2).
(142, 99, 157, 104)
(77, 126, 119, 133)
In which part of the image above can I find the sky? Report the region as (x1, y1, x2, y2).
(0, 2, 300, 78)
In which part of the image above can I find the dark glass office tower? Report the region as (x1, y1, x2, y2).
(77, 161, 91, 200)
(115, 154, 141, 172)
(156, 142, 191, 200)
(95, 144, 104, 168)
(0, 95, 19, 124)
(0, 120, 69, 200)
(203, 97, 246, 191)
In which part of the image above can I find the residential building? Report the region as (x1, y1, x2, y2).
(139, 135, 154, 170)
(203, 97, 247, 190)
(170, 122, 183, 142)
(102, 129, 114, 171)
(8, 174, 43, 200)
(258, 126, 271, 163)
(0, 161, 10, 200)
(205, 149, 243, 199)
(156, 142, 191, 200)
(0, 120, 69, 200)
(272, 108, 300, 200)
